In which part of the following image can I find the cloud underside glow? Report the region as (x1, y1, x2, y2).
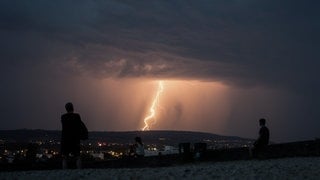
(94, 79, 231, 134)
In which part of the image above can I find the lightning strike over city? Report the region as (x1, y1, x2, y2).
(1, 1, 319, 163)
(142, 81, 164, 131)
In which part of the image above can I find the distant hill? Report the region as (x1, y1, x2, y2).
(0, 129, 253, 146)
(89, 131, 253, 146)
(0, 129, 60, 142)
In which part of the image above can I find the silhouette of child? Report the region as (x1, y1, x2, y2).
(134, 136, 145, 157)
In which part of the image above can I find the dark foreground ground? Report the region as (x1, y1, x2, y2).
(1, 157, 320, 180)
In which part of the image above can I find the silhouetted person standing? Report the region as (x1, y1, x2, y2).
(61, 102, 88, 169)
(254, 118, 270, 150)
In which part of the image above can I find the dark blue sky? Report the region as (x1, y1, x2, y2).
(0, 0, 319, 142)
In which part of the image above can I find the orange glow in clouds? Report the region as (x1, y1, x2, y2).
(142, 81, 164, 131)
(140, 80, 230, 132)
(137, 79, 229, 133)
(97, 78, 230, 133)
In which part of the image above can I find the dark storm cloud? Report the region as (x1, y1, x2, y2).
(1, 0, 320, 141)
(2, 0, 319, 90)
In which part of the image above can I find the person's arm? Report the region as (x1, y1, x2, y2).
(254, 128, 262, 146)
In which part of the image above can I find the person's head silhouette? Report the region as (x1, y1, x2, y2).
(135, 136, 142, 145)
(65, 102, 74, 113)
(259, 118, 266, 126)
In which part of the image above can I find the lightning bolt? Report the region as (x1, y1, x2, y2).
(142, 81, 164, 131)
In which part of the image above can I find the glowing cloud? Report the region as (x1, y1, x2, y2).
(142, 81, 164, 131)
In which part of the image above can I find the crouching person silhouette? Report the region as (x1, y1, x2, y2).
(61, 102, 88, 169)
(134, 137, 145, 157)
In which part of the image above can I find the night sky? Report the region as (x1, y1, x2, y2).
(1, 0, 320, 142)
